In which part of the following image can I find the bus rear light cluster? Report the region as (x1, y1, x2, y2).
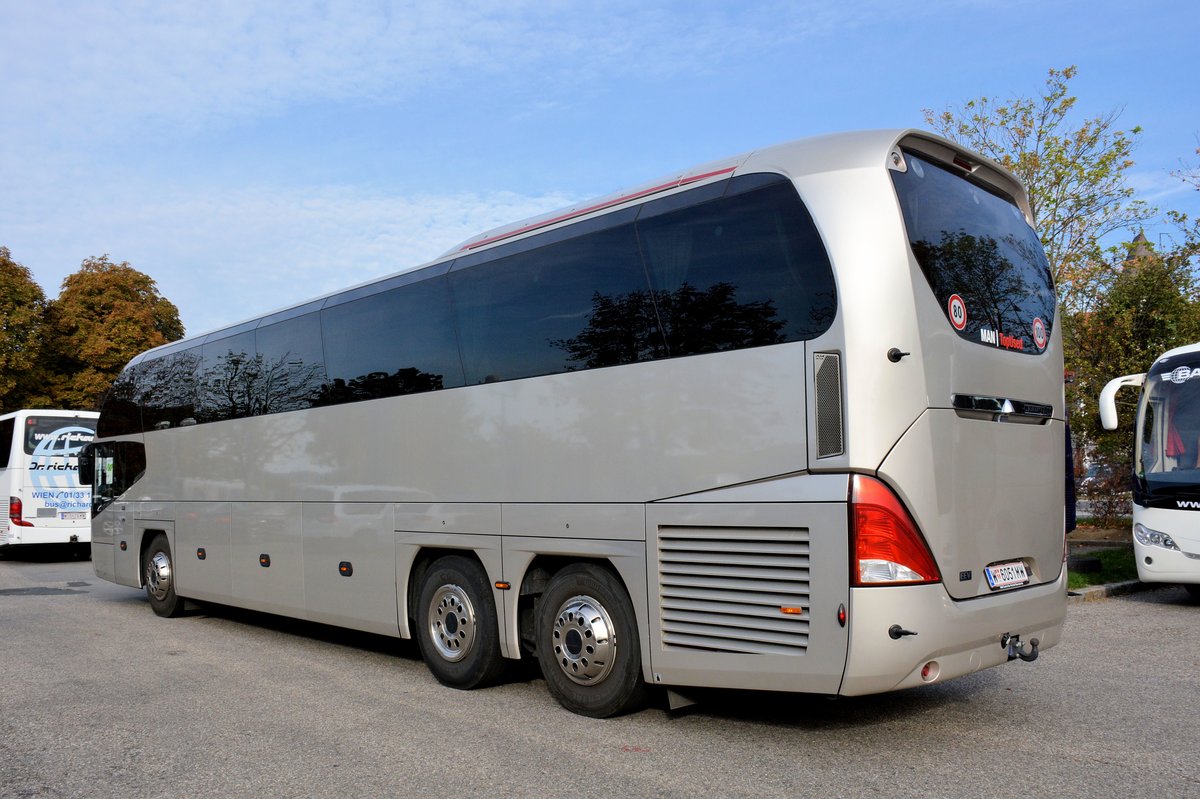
(9, 497, 34, 527)
(850, 475, 940, 586)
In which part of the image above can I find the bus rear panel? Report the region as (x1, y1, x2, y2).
(1, 410, 98, 548)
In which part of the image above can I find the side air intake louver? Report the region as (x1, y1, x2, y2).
(813, 352, 843, 458)
(658, 526, 811, 656)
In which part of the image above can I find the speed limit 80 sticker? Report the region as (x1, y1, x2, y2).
(1032, 317, 1047, 349)
(947, 294, 968, 331)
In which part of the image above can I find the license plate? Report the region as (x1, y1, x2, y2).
(61, 512, 87, 520)
(985, 560, 1029, 590)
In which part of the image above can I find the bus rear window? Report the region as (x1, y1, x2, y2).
(24, 417, 97, 455)
(890, 151, 1055, 355)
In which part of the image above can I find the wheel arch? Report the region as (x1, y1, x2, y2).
(500, 540, 651, 681)
(406, 547, 494, 633)
(514, 555, 617, 656)
(137, 526, 172, 589)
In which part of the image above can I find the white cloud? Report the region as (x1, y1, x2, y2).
(0, 1, 897, 143)
(4, 176, 575, 335)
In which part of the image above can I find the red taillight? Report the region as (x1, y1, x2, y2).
(9, 497, 34, 527)
(850, 475, 940, 586)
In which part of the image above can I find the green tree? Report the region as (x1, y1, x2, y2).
(924, 66, 1155, 314)
(0, 247, 49, 412)
(41, 255, 184, 410)
(1174, 140, 1200, 191)
(1067, 235, 1200, 466)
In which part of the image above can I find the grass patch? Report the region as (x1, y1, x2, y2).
(1068, 547, 1139, 591)
(1074, 516, 1131, 529)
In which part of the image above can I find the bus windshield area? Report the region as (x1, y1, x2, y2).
(1137, 358, 1200, 500)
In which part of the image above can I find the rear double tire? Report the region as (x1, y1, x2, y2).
(535, 564, 647, 718)
(143, 533, 185, 618)
(416, 556, 505, 690)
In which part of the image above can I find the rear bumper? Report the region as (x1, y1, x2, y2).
(839, 568, 1067, 696)
(0, 524, 91, 547)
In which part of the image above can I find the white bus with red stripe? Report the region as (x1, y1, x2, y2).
(82, 130, 1067, 717)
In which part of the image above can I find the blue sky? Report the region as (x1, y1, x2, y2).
(2, 0, 1196, 336)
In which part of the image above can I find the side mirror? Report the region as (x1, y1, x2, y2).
(1098, 374, 1146, 430)
(77, 443, 94, 486)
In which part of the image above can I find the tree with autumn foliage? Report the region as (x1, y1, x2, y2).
(924, 66, 1156, 315)
(0, 247, 48, 412)
(39, 255, 184, 410)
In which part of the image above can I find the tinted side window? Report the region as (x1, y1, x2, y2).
(98, 363, 146, 437)
(452, 224, 659, 383)
(636, 177, 836, 357)
(0, 418, 13, 468)
(255, 313, 328, 413)
(198, 331, 258, 423)
(141, 348, 202, 431)
(321, 276, 464, 404)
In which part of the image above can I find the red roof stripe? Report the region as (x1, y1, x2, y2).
(459, 165, 738, 252)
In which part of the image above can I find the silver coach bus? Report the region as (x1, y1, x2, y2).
(81, 130, 1067, 717)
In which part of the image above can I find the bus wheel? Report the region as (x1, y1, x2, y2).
(416, 556, 505, 690)
(536, 564, 647, 718)
(143, 534, 184, 618)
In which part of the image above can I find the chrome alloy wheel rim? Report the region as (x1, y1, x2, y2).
(551, 595, 616, 685)
(145, 551, 172, 601)
(427, 584, 477, 662)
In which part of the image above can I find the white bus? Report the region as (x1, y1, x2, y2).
(81, 130, 1067, 717)
(1, 409, 98, 550)
(1100, 342, 1200, 597)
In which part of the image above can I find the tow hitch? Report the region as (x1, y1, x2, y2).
(1001, 632, 1039, 662)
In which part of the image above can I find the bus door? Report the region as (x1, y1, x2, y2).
(80, 440, 145, 584)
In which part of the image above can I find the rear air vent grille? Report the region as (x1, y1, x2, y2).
(814, 352, 843, 457)
(658, 526, 810, 656)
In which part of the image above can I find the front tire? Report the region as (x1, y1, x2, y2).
(416, 555, 505, 690)
(143, 533, 185, 618)
(535, 564, 647, 718)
